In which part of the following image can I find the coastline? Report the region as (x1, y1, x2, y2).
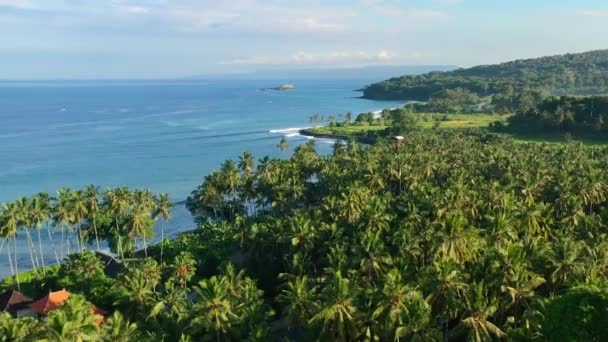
(298, 128, 377, 144)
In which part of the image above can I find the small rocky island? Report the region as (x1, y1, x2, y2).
(262, 84, 295, 91)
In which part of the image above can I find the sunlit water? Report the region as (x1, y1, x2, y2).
(0, 79, 401, 278)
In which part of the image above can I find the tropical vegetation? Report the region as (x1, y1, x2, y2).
(3, 124, 608, 340)
(363, 49, 608, 101)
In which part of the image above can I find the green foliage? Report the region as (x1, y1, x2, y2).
(6, 128, 608, 340)
(508, 95, 608, 133)
(426, 87, 483, 113)
(543, 285, 608, 341)
(0, 265, 61, 298)
(0, 312, 44, 341)
(45, 294, 102, 341)
(364, 49, 608, 101)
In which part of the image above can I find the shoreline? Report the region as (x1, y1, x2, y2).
(298, 128, 376, 144)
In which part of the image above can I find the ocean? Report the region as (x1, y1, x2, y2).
(0, 79, 401, 278)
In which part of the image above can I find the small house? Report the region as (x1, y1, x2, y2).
(29, 289, 107, 325)
(0, 289, 35, 317)
(393, 136, 405, 145)
(95, 250, 126, 278)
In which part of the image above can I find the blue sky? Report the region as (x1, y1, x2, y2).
(0, 0, 607, 79)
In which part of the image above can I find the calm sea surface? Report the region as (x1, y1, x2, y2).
(0, 79, 400, 278)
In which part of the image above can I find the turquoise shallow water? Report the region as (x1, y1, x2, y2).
(0, 79, 400, 278)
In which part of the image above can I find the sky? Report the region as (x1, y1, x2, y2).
(0, 0, 607, 79)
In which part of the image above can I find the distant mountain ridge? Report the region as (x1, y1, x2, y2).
(186, 65, 458, 82)
(363, 50, 608, 101)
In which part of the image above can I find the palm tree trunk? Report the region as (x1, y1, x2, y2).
(93, 216, 100, 251)
(142, 235, 148, 258)
(46, 224, 60, 265)
(75, 224, 83, 253)
(66, 228, 71, 256)
(13, 237, 20, 290)
(4, 239, 15, 276)
(37, 228, 46, 273)
(160, 220, 164, 264)
(116, 221, 125, 261)
(61, 225, 66, 259)
(24, 229, 38, 271)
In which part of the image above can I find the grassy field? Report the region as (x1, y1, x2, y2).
(308, 113, 506, 135)
(307, 113, 608, 145)
(419, 113, 507, 128)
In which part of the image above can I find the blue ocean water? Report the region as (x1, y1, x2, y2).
(0, 79, 400, 278)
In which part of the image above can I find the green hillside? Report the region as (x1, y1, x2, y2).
(363, 49, 608, 100)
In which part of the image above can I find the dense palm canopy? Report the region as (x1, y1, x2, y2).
(3, 129, 608, 340)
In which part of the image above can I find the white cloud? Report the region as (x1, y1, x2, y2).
(578, 10, 608, 17)
(121, 6, 149, 15)
(165, 1, 354, 33)
(223, 50, 399, 66)
(0, 0, 31, 9)
(434, 0, 464, 5)
(360, 0, 447, 18)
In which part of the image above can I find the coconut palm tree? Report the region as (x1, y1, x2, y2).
(277, 275, 319, 329)
(0, 202, 20, 288)
(128, 203, 152, 257)
(102, 312, 140, 342)
(238, 151, 255, 178)
(190, 276, 237, 342)
(309, 271, 358, 341)
(30, 194, 52, 270)
(0, 312, 43, 341)
(71, 190, 89, 252)
(278, 136, 289, 152)
(154, 193, 173, 265)
(171, 252, 196, 288)
(53, 188, 74, 259)
(105, 187, 131, 261)
(45, 294, 101, 341)
(455, 282, 506, 342)
(84, 185, 101, 251)
(16, 197, 39, 270)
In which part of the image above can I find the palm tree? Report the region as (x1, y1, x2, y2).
(30, 194, 51, 271)
(238, 151, 255, 178)
(0, 202, 20, 288)
(84, 185, 101, 251)
(154, 193, 173, 265)
(277, 275, 319, 329)
(45, 294, 101, 341)
(105, 187, 131, 261)
(36, 192, 60, 266)
(278, 136, 289, 152)
(128, 204, 152, 257)
(115, 268, 156, 319)
(0, 312, 43, 341)
(16, 197, 39, 270)
(171, 252, 196, 288)
(190, 276, 237, 342)
(309, 271, 358, 341)
(54, 188, 74, 259)
(102, 312, 140, 342)
(455, 282, 506, 342)
(425, 260, 469, 342)
(71, 190, 89, 252)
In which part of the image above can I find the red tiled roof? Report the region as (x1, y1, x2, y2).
(29, 289, 107, 325)
(29, 289, 71, 315)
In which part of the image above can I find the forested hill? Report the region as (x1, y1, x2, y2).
(363, 49, 608, 101)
